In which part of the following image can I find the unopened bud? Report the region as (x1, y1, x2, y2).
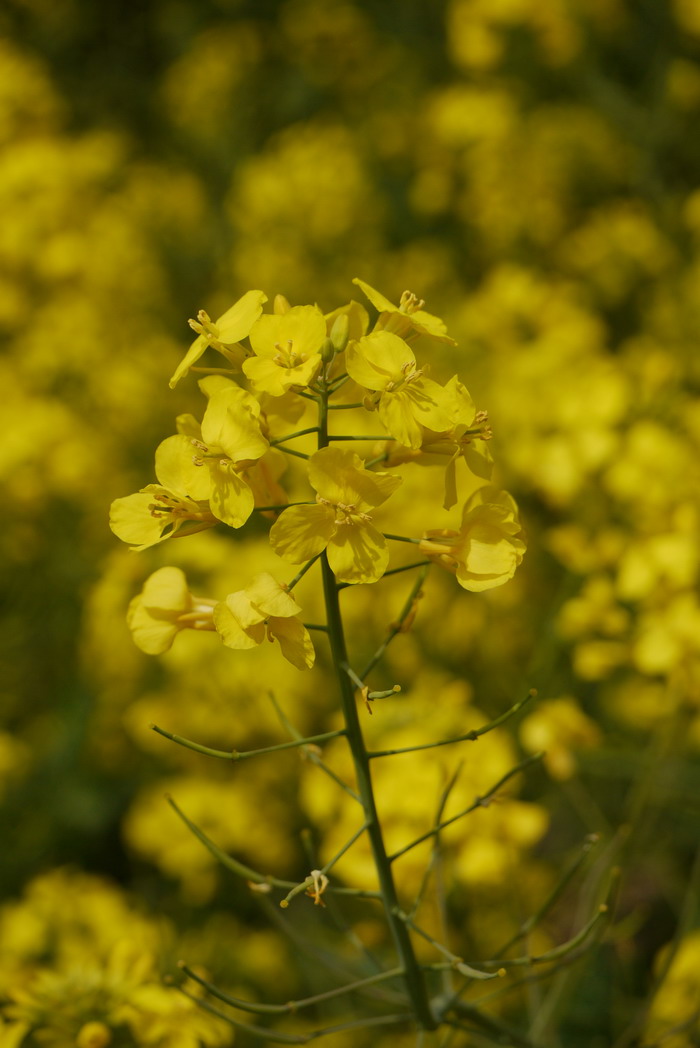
(320, 337, 335, 363)
(274, 294, 291, 315)
(329, 313, 350, 354)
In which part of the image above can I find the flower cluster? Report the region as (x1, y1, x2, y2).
(111, 279, 525, 668)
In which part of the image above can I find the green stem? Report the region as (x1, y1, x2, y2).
(179, 962, 406, 1016)
(368, 690, 537, 759)
(270, 427, 320, 446)
(316, 385, 436, 1030)
(151, 723, 344, 761)
(389, 752, 544, 862)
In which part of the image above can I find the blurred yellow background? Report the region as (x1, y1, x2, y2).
(2, 1, 700, 1045)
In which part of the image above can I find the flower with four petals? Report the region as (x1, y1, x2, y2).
(213, 573, 315, 669)
(420, 486, 526, 591)
(169, 290, 267, 388)
(269, 446, 402, 584)
(346, 330, 458, 449)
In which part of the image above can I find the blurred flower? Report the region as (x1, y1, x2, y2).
(520, 696, 602, 779)
(127, 566, 216, 655)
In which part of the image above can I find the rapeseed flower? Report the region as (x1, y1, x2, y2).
(127, 566, 216, 655)
(109, 436, 218, 551)
(420, 485, 525, 590)
(345, 330, 457, 448)
(269, 446, 401, 584)
(169, 289, 267, 388)
(352, 278, 457, 344)
(243, 304, 326, 395)
(213, 572, 314, 669)
(385, 375, 493, 507)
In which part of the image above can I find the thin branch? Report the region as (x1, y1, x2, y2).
(167, 795, 380, 898)
(287, 554, 322, 591)
(368, 690, 537, 759)
(359, 566, 429, 682)
(268, 692, 362, 803)
(396, 913, 501, 982)
(389, 752, 544, 862)
(458, 905, 610, 971)
(276, 445, 310, 460)
(493, 832, 601, 957)
(327, 434, 390, 441)
(280, 822, 370, 907)
(383, 532, 422, 544)
(408, 763, 464, 923)
(179, 961, 405, 1017)
(270, 428, 320, 446)
(151, 723, 344, 762)
(442, 1013, 535, 1048)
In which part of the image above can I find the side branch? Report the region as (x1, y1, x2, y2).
(179, 962, 406, 1016)
(151, 723, 345, 762)
(389, 752, 544, 862)
(167, 795, 380, 899)
(368, 689, 537, 759)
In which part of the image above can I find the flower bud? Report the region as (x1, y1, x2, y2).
(329, 313, 350, 354)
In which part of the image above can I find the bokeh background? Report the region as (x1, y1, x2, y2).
(2, 0, 700, 1045)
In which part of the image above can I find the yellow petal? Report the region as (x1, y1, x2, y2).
(155, 435, 211, 500)
(346, 331, 415, 391)
(377, 391, 423, 449)
(109, 492, 170, 550)
(223, 588, 264, 629)
(246, 573, 302, 619)
(243, 354, 321, 396)
(269, 504, 336, 563)
(175, 413, 202, 438)
(215, 289, 268, 343)
(249, 305, 326, 359)
(140, 565, 191, 612)
(169, 333, 208, 389)
(269, 616, 315, 669)
(213, 601, 264, 649)
(201, 387, 269, 462)
(327, 522, 389, 584)
(308, 446, 401, 510)
(208, 464, 254, 528)
(126, 567, 190, 654)
(352, 278, 397, 313)
(409, 308, 457, 345)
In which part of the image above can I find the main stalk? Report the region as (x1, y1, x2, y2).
(316, 383, 437, 1031)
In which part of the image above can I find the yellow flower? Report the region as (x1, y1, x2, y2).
(269, 446, 402, 584)
(352, 277, 457, 344)
(420, 486, 526, 591)
(345, 331, 458, 449)
(127, 567, 216, 655)
(520, 697, 602, 780)
(109, 446, 217, 552)
(169, 289, 267, 388)
(243, 304, 326, 396)
(213, 573, 314, 669)
(385, 375, 493, 507)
